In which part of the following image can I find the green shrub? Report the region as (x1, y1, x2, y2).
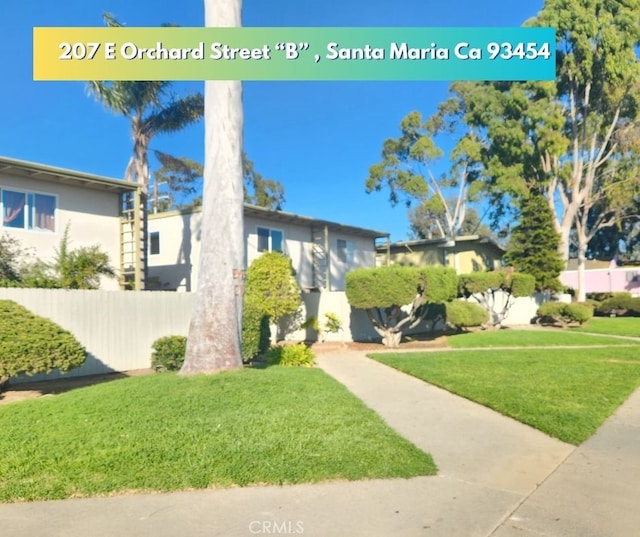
(346, 265, 458, 347)
(595, 296, 640, 317)
(537, 302, 594, 326)
(0, 300, 87, 379)
(264, 344, 315, 367)
(151, 336, 187, 372)
(242, 303, 271, 362)
(244, 252, 301, 330)
(445, 301, 489, 330)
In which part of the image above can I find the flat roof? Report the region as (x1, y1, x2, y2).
(0, 156, 139, 193)
(149, 204, 389, 239)
(379, 235, 505, 252)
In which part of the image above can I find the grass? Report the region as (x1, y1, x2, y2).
(0, 367, 436, 503)
(571, 317, 640, 338)
(371, 346, 640, 445)
(445, 328, 635, 348)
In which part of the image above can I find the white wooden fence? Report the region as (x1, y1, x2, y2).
(2, 288, 559, 383)
(1, 289, 194, 383)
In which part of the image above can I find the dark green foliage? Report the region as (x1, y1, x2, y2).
(537, 302, 594, 326)
(444, 301, 489, 329)
(458, 271, 504, 296)
(346, 265, 458, 347)
(0, 300, 87, 379)
(244, 252, 301, 326)
(153, 152, 286, 212)
(151, 336, 187, 372)
(504, 195, 564, 292)
(345, 266, 420, 309)
(458, 270, 536, 326)
(458, 270, 535, 298)
(264, 344, 315, 367)
(241, 303, 270, 361)
(595, 296, 640, 317)
(509, 273, 537, 298)
(0, 234, 23, 284)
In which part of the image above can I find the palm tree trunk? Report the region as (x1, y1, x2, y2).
(180, 0, 244, 374)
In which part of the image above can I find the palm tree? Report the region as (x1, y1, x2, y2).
(180, 0, 244, 374)
(87, 14, 204, 194)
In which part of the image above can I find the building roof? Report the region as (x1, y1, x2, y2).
(0, 156, 139, 193)
(378, 234, 505, 252)
(149, 204, 389, 239)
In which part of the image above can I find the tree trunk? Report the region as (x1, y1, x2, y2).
(180, 0, 244, 375)
(576, 240, 588, 303)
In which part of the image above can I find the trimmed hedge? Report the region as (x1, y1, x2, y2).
(594, 296, 640, 317)
(537, 302, 594, 326)
(445, 301, 489, 329)
(0, 300, 87, 379)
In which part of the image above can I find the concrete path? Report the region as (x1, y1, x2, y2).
(0, 350, 637, 537)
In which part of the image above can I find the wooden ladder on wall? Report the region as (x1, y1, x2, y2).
(119, 190, 147, 290)
(311, 226, 329, 291)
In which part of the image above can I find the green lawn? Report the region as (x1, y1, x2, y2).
(0, 367, 436, 503)
(445, 328, 636, 348)
(571, 317, 640, 338)
(371, 347, 640, 445)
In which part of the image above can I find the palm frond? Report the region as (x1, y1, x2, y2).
(145, 93, 204, 135)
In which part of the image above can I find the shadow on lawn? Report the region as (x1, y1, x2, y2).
(0, 370, 153, 405)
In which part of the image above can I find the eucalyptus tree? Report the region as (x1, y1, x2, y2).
(438, 1, 640, 300)
(180, 0, 245, 374)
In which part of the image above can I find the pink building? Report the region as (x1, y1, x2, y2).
(561, 260, 640, 297)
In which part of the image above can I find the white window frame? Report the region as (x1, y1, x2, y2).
(1, 186, 57, 233)
(337, 238, 355, 264)
(257, 226, 284, 253)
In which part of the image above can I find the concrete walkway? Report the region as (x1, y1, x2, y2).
(0, 350, 638, 537)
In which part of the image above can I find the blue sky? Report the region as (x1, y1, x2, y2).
(1, 0, 543, 241)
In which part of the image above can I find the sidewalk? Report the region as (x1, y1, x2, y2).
(0, 350, 637, 537)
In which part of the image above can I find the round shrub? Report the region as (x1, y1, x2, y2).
(445, 300, 489, 329)
(536, 301, 593, 326)
(0, 300, 87, 380)
(264, 343, 315, 367)
(151, 335, 187, 372)
(595, 296, 640, 317)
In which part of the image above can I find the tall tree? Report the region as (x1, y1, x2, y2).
(366, 110, 484, 240)
(180, 0, 244, 374)
(441, 1, 640, 301)
(87, 14, 204, 193)
(409, 205, 493, 240)
(503, 195, 564, 292)
(153, 151, 285, 211)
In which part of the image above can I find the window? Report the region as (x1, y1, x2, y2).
(337, 239, 355, 264)
(257, 227, 283, 253)
(150, 232, 160, 255)
(1, 189, 56, 232)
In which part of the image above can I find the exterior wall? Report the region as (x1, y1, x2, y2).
(386, 242, 502, 273)
(0, 173, 123, 290)
(1, 288, 194, 383)
(147, 210, 377, 292)
(561, 267, 640, 297)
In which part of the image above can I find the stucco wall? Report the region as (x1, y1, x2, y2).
(387, 241, 502, 273)
(1, 174, 124, 290)
(561, 267, 640, 297)
(147, 210, 377, 292)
